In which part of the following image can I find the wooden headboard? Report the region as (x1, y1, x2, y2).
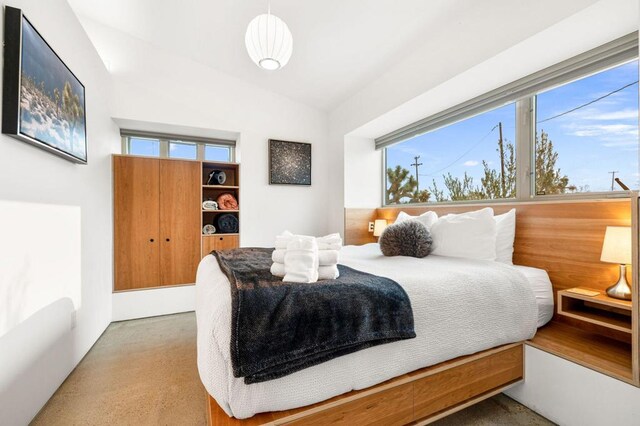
(345, 198, 637, 294)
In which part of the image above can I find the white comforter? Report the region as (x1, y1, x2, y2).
(196, 244, 538, 419)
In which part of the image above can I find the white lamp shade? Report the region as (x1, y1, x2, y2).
(373, 219, 388, 237)
(600, 226, 632, 264)
(245, 12, 293, 70)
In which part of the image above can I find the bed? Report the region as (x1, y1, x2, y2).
(196, 243, 553, 421)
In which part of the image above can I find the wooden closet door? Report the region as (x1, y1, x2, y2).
(159, 159, 201, 286)
(113, 156, 160, 291)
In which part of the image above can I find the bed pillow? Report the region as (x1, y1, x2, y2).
(379, 220, 433, 258)
(395, 210, 438, 230)
(495, 209, 516, 265)
(430, 207, 497, 261)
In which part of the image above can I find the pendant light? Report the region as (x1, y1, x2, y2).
(245, 5, 293, 71)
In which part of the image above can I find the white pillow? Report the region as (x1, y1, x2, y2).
(395, 211, 438, 230)
(494, 209, 516, 265)
(430, 207, 497, 261)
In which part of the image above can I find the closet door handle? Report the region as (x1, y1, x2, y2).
(166, 238, 170, 242)
(149, 238, 155, 242)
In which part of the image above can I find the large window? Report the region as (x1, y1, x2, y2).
(385, 103, 516, 203)
(122, 132, 235, 162)
(381, 35, 639, 205)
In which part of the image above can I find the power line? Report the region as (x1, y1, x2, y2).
(419, 124, 499, 177)
(537, 80, 639, 124)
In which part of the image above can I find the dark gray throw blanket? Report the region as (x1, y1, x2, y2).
(213, 248, 415, 384)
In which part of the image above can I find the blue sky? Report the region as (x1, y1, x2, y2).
(386, 61, 639, 198)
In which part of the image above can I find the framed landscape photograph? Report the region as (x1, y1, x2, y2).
(2, 6, 87, 164)
(269, 139, 311, 185)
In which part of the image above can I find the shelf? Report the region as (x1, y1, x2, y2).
(202, 209, 239, 213)
(202, 185, 239, 189)
(528, 321, 633, 384)
(558, 288, 632, 334)
(202, 233, 239, 237)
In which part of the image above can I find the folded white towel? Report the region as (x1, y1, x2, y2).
(318, 250, 339, 266)
(284, 236, 319, 283)
(318, 242, 342, 251)
(270, 262, 285, 277)
(318, 265, 340, 280)
(275, 230, 294, 249)
(317, 233, 342, 246)
(272, 249, 286, 264)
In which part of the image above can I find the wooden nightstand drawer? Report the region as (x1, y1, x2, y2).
(558, 288, 632, 334)
(202, 234, 239, 257)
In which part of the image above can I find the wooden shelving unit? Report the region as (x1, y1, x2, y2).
(558, 288, 632, 334)
(201, 161, 240, 257)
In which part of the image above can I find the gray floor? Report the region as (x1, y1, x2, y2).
(33, 312, 553, 425)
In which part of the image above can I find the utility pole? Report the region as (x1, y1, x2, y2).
(411, 155, 423, 191)
(498, 122, 505, 197)
(608, 171, 619, 191)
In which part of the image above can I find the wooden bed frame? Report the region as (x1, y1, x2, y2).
(207, 343, 524, 426)
(207, 197, 638, 425)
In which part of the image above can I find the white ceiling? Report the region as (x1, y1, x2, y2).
(67, 0, 599, 111)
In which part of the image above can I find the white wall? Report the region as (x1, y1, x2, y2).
(0, 1, 120, 424)
(79, 17, 332, 246)
(344, 136, 382, 208)
(327, 0, 639, 235)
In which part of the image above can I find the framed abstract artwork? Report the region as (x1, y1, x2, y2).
(2, 6, 87, 164)
(269, 139, 311, 185)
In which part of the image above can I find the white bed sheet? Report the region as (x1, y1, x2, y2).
(511, 264, 554, 327)
(196, 244, 541, 419)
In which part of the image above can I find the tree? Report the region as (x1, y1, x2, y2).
(535, 130, 570, 195)
(428, 128, 570, 201)
(386, 165, 431, 204)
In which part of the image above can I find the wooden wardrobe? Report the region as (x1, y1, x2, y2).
(113, 155, 201, 291)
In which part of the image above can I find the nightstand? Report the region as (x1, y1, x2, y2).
(558, 287, 632, 334)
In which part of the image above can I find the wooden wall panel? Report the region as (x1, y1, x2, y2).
(344, 209, 377, 245)
(113, 156, 161, 291)
(345, 199, 633, 295)
(159, 159, 201, 286)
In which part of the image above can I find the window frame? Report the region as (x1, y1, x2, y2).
(380, 34, 638, 206)
(121, 132, 235, 162)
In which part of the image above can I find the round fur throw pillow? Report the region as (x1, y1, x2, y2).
(379, 220, 433, 258)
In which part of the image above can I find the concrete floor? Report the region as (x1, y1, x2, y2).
(33, 312, 553, 426)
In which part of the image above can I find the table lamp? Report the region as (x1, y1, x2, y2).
(600, 226, 632, 300)
(373, 219, 388, 238)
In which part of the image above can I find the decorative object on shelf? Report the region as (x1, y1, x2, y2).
(2, 7, 87, 164)
(600, 226, 632, 300)
(203, 224, 216, 235)
(216, 213, 239, 234)
(217, 193, 238, 210)
(269, 139, 311, 185)
(203, 199, 219, 210)
(207, 170, 227, 185)
(373, 219, 388, 238)
(245, 5, 292, 71)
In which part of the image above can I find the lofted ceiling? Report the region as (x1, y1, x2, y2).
(67, 0, 600, 111)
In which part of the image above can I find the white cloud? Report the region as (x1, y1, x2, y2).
(569, 124, 638, 138)
(580, 109, 638, 121)
(463, 160, 479, 167)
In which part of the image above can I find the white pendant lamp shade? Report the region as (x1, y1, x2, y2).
(245, 11, 292, 70)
